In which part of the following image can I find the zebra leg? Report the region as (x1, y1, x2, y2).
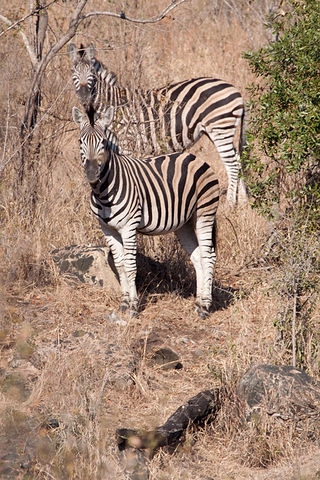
(121, 227, 139, 316)
(101, 225, 138, 316)
(175, 224, 214, 318)
(194, 219, 216, 317)
(196, 239, 216, 316)
(206, 130, 241, 206)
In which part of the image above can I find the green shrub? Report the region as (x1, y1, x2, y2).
(243, 0, 320, 231)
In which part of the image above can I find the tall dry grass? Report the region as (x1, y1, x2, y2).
(1, 1, 320, 479)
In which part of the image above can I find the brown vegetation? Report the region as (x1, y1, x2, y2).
(1, 1, 320, 479)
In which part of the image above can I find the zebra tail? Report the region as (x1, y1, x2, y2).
(239, 108, 246, 156)
(212, 218, 218, 254)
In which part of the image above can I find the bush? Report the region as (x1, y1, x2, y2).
(243, 0, 320, 231)
(243, 0, 320, 369)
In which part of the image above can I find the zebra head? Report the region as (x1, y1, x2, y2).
(68, 43, 98, 114)
(72, 106, 115, 184)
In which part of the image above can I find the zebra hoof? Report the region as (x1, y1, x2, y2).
(129, 309, 139, 318)
(119, 303, 129, 313)
(119, 305, 138, 318)
(194, 304, 210, 319)
(119, 299, 138, 318)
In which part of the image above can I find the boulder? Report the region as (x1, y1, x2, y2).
(237, 363, 320, 421)
(52, 245, 120, 292)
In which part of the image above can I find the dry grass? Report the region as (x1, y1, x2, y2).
(1, 1, 320, 479)
(1, 271, 319, 479)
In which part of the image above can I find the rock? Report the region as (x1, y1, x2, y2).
(1, 372, 31, 402)
(52, 245, 120, 291)
(0, 413, 56, 479)
(237, 364, 320, 421)
(41, 418, 60, 431)
(149, 347, 183, 370)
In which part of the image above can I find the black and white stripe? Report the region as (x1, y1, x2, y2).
(72, 106, 220, 318)
(68, 43, 246, 205)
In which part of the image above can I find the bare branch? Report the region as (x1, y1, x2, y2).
(0, 0, 58, 39)
(82, 0, 188, 24)
(33, 0, 88, 80)
(21, 0, 88, 136)
(0, 13, 37, 67)
(3, 0, 188, 138)
(0, 0, 188, 66)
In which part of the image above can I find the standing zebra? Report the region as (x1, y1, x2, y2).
(68, 43, 246, 206)
(72, 105, 220, 318)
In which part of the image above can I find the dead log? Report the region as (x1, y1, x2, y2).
(155, 387, 221, 447)
(117, 389, 221, 479)
(117, 388, 220, 454)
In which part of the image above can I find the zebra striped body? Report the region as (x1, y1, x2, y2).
(72, 106, 219, 317)
(68, 43, 246, 205)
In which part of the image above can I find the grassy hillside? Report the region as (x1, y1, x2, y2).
(1, 1, 319, 478)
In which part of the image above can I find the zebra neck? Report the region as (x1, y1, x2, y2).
(94, 80, 129, 111)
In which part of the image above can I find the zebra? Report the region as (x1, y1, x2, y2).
(68, 43, 246, 206)
(68, 43, 117, 120)
(72, 105, 220, 318)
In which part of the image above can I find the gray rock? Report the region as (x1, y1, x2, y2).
(238, 364, 320, 421)
(52, 245, 120, 292)
(149, 347, 183, 370)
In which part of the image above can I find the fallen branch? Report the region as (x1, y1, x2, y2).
(117, 388, 221, 453)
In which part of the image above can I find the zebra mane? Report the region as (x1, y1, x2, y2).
(100, 69, 118, 87)
(90, 55, 118, 87)
(104, 127, 119, 154)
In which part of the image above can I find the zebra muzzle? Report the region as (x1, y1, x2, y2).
(78, 85, 92, 106)
(85, 163, 100, 183)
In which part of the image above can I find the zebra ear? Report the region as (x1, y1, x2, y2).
(72, 107, 83, 127)
(100, 107, 114, 129)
